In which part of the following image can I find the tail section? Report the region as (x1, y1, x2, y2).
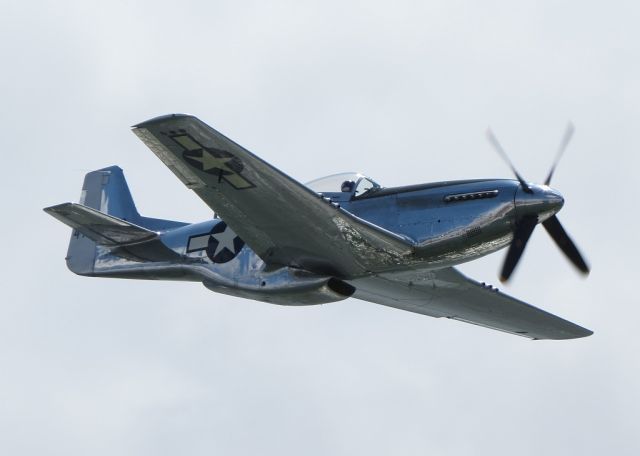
(83, 165, 140, 221)
(64, 167, 121, 275)
(46, 166, 186, 276)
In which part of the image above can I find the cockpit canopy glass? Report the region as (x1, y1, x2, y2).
(305, 172, 381, 196)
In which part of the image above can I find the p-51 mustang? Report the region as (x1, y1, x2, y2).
(45, 114, 591, 340)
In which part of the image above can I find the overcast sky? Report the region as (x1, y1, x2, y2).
(1, 1, 638, 454)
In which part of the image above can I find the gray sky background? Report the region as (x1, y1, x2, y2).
(1, 1, 638, 454)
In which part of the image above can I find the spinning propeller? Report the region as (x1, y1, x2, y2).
(486, 124, 590, 282)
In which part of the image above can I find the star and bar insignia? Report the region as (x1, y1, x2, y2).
(169, 133, 255, 190)
(187, 221, 245, 263)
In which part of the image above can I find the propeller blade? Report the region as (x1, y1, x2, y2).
(544, 122, 574, 185)
(486, 128, 533, 193)
(500, 215, 538, 282)
(542, 215, 590, 274)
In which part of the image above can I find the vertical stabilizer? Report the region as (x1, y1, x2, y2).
(82, 166, 140, 220)
(66, 166, 139, 275)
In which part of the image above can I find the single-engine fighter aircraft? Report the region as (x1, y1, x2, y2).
(45, 114, 592, 340)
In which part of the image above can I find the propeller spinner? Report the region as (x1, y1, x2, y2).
(485, 124, 590, 282)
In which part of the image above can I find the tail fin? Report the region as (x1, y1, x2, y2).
(82, 165, 141, 221)
(64, 166, 125, 275)
(47, 166, 186, 275)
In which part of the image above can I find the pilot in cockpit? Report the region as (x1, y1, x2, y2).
(341, 180, 355, 193)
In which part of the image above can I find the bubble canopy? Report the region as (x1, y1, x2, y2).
(305, 172, 381, 195)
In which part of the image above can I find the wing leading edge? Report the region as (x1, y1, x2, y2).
(349, 267, 592, 340)
(132, 114, 412, 277)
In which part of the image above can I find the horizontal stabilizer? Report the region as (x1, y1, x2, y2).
(44, 202, 157, 246)
(45, 202, 182, 262)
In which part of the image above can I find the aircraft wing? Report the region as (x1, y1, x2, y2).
(349, 267, 592, 340)
(132, 114, 412, 276)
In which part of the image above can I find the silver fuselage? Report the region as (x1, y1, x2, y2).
(89, 178, 563, 305)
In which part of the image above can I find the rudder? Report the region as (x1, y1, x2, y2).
(66, 166, 138, 275)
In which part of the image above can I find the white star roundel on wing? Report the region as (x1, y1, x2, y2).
(169, 133, 255, 190)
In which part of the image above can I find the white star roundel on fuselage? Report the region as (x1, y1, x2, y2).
(206, 221, 245, 263)
(186, 221, 245, 263)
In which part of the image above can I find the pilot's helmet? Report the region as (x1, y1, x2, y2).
(341, 180, 355, 192)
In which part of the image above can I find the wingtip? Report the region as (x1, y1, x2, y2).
(571, 329, 594, 339)
(553, 326, 594, 340)
(131, 113, 195, 129)
(532, 329, 593, 341)
(43, 202, 71, 213)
